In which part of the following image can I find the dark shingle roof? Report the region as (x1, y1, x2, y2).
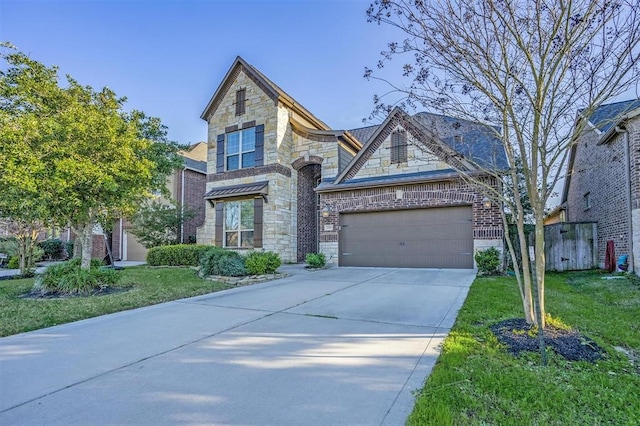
(348, 124, 379, 144)
(413, 112, 507, 170)
(349, 112, 507, 170)
(342, 169, 456, 186)
(182, 157, 207, 174)
(586, 99, 640, 133)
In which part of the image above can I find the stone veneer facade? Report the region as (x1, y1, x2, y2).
(197, 58, 504, 267)
(196, 62, 345, 262)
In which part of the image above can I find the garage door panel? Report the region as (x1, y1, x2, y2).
(339, 207, 473, 268)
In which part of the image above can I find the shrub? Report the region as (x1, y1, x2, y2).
(305, 252, 326, 268)
(146, 244, 213, 266)
(216, 256, 248, 277)
(474, 247, 501, 274)
(0, 237, 42, 267)
(39, 238, 65, 260)
(0, 238, 19, 258)
(7, 256, 19, 269)
(35, 258, 119, 295)
(64, 240, 74, 259)
(245, 251, 281, 275)
(199, 248, 247, 277)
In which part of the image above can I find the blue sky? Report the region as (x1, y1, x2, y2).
(1, 0, 405, 145)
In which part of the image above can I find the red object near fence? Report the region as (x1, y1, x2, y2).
(604, 240, 616, 273)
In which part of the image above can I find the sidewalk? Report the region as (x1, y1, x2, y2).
(0, 261, 146, 278)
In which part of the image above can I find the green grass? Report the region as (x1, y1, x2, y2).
(409, 271, 640, 425)
(0, 266, 230, 337)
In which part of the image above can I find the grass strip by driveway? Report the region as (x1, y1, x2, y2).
(0, 266, 229, 337)
(409, 271, 640, 425)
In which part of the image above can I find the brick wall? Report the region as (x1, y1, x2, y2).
(566, 127, 631, 267)
(318, 177, 503, 245)
(297, 164, 321, 261)
(629, 119, 640, 273)
(91, 234, 106, 261)
(179, 169, 207, 243)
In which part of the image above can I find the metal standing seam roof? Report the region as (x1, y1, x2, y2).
(204, 181, 269, 200)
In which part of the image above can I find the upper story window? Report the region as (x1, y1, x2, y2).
(224, 199, 254, 248)
(391, 130, 408, 164)
(584, 192, 591, 210)
(226, 128, 255, 171)
(235, 88, 246, 116)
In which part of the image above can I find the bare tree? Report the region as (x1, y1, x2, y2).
(367, 0, 640, 327)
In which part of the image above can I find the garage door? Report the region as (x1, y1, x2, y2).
(339, 206, 474, 268)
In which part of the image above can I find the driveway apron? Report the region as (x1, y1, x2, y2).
(0, 266, 475, 425)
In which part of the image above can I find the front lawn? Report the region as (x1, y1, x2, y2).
(0, 266, 229, 337)
(409, 271, 640, 425)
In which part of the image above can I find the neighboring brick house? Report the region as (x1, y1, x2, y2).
(196, 57, 505, 268)
(561, 99, 640, 274)
(111, 144, 207, 261)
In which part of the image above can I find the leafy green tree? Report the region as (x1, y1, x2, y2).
(0, 44, 181, 270)
(129, 200, 195, 248)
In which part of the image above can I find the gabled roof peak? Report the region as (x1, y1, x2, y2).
(200, 57, 330, 131)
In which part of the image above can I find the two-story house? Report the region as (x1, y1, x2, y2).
(197, 57, 506, 268)
(111, 143, 208, 261)
(562, 99, 640, 274)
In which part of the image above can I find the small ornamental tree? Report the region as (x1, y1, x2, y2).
(129, 201, 195, 248)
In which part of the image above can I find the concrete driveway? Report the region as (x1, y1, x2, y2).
(0, 266, 475, 425)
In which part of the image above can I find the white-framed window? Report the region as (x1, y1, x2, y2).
(226, 128, 255, 171)
(224, 200, 254, 247)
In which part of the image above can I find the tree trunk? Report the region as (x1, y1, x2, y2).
(515, 219, 535, 324)
(534, 213, 546, 328)
(79, 222, 94, 270)
(73, 238, 82, 259)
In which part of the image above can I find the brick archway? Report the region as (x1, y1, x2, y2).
(297, 163, 322, 261)
(291, 155, 323, 171)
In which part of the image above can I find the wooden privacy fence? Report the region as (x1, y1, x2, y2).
(544, 222, 598, 271)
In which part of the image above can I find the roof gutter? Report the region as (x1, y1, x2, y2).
(315, 170, 492, 193)
(617, 126, 635, 273)
(598, 107, 640, 145)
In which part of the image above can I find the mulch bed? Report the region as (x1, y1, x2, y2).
(490, 318, 605, 362)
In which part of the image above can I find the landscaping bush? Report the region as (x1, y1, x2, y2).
(305, 252, 326, 268)
(0, 238, 19, 258)
(64, 240, 74, 259)
(34, 258, 119, 295)
(0, 237, 42, 267)
(39, 238, 65, 260)
(7, 256, 19, 269)
(216, 256, 248, 277)
(146, 244, 213, 266)
(245, 251, 281, 275)
(198, 247, 247, 277)
(474, 247, 501, 274)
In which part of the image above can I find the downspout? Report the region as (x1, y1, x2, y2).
(181, 168, 186, 243)
(616, 126, 634, 273)
(119, 218, 124, 261)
